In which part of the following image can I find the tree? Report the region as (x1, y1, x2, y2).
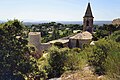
(45, 46, 86, 79)
(93, 24, 119, 40)
(51, 29, 60, 40)
(88, 39, 119, 75)
(0, 20, 38, 79)
(104, 45, 120, 80)
(109, 30, 120, 42)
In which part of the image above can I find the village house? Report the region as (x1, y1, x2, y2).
(28, 3, 94, 56)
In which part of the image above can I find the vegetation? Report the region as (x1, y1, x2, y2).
(30, 22, 82, 43)
(0, 20, 39, 79)
(104, 45, 120, 80)
(109, 30, 120, 42)
(54, 42, 63, 48)
(1, 19, 120, 80)
(87, 30, 120, 79)
(92, 24, 120, 41)
(37, 46, 86, 79)
(87, 39, 119, 75)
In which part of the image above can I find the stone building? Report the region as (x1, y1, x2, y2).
(83, 3, 94, 33)
(69, 31, 92, 48)
(28, 32, 41, 53)
(28, 32, 51, 57)
(28, 3, 94, 57)
(68, 3, 94, 48)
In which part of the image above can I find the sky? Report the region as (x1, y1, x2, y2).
(0, 0, 120, 21)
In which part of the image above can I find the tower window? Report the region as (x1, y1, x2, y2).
(86, 20, 89, 26)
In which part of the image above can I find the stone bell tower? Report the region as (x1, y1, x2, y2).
(83, 3, 94, 33)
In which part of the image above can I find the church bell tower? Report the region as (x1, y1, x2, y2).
(83, 3, 94, 33)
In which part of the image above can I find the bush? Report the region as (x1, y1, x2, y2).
(109, 30, 120, 42)
(45, 46, 87, 79)
(54, 42, 63, 48)
(88, 39, 117, 75)
(0, 20, 39, 79)
(104, 43, 120, 80)
(116, 35, 120, 42)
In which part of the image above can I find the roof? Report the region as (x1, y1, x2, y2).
(84, 3, 94, 18)
(70, 31, 93, 40)
(29, 32, 40, 35)
(48, 39, 69, 44)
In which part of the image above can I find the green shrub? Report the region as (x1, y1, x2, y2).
(88, 39, 117, 75)
(109, 30, 120, 42)
(72, 48, 81, 53)
(0, 20, 39, 79)
(45, 46, 87, 79)
(104, 43, 120, 80)
(116, 35, 120, 42)
(54, 42, 63, 48)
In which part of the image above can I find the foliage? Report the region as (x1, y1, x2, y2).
(0, 20, 38, 79)
(87, 39, 117, 75)
(30, 22, 82, 43)
(31, 24, 120, 79)
(104, 43, 120, 80)
(92, 29, 109, 41)
(72, 48, 81, 53)
(84, 30, 120, 79)
(51, 29, 60, 40)
(54, 42, 63, 48)
(44, 46, 86, 79)
(93, 24, 120, 41)
(109, 30, 120, 42)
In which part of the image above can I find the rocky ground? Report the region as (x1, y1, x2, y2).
(49, 64, 106, 80)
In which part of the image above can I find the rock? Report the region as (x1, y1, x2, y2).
(112, 18, 120, 25)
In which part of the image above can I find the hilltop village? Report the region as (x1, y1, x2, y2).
(28, 3, 94, 57)
(0, 2, 120, 80)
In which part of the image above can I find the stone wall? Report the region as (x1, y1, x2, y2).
(28, 32, 42, 57)
(69, 39, 92, 49)
(41, 43, 51, 51)
(28, 32, 41, 46)
(28, 31, 92, 58)
(69, 39, 77, 48)
(28, 32, 51, 58)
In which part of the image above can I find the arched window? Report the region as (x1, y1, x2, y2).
(86, 20, 89, 26)
(76, 39, 79, 47)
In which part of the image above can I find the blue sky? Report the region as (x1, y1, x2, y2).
(0, 0, 120, 21)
